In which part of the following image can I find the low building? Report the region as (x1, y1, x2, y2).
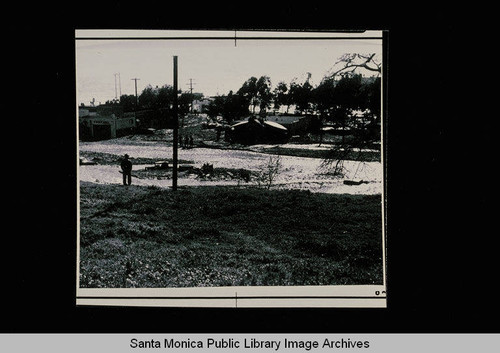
(226, 116, 288, 145)
(192, 98, 213, 114)
(266, 114, 317, 135)
(79, 105, 136, 140)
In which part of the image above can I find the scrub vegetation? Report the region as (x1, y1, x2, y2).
(79, 182, 383, 288)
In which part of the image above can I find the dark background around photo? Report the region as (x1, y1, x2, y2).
(2, 3, 496, 334)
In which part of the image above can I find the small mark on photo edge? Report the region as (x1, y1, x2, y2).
(235, 291, 238, 308)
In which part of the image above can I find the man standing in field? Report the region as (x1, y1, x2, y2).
(120, 154, 133, 185)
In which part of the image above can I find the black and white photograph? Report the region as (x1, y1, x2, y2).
(75, 30, 386, 307)
(4, 2, 499, 343)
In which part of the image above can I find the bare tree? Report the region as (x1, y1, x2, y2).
(319, 53, 382, 179)
(329, 53, 381, 78)
(256, 154, 283, 190)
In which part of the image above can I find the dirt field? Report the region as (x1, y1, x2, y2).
(79, 129, 383, 195)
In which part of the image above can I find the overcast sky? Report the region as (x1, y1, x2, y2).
(75, 31, 382, 105)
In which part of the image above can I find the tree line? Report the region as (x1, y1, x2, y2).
(204, 53, 382, 127)
(104, 53, 381, 137)
(206, 73, 381, 125)
(111, 73, 380, 125)
(110, 86, 203, 117)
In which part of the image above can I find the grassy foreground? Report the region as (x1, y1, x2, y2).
(79, 182, 383, 288)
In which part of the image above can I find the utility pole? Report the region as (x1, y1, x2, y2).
(114, 73, 118, 100)
(186, 78, 196, 113)
(172, 56, 179, 191)
(187, 78, 194, 94)
(131, 78, 140, 109)
(118, 72, 122, 97)
(114, 73, 122, 101)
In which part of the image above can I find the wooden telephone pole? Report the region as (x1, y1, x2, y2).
(114, 73, 122, 101)
(172, 56, 179, 191)
(187, 78, 195, 113)
(131, 78, 140, 108)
